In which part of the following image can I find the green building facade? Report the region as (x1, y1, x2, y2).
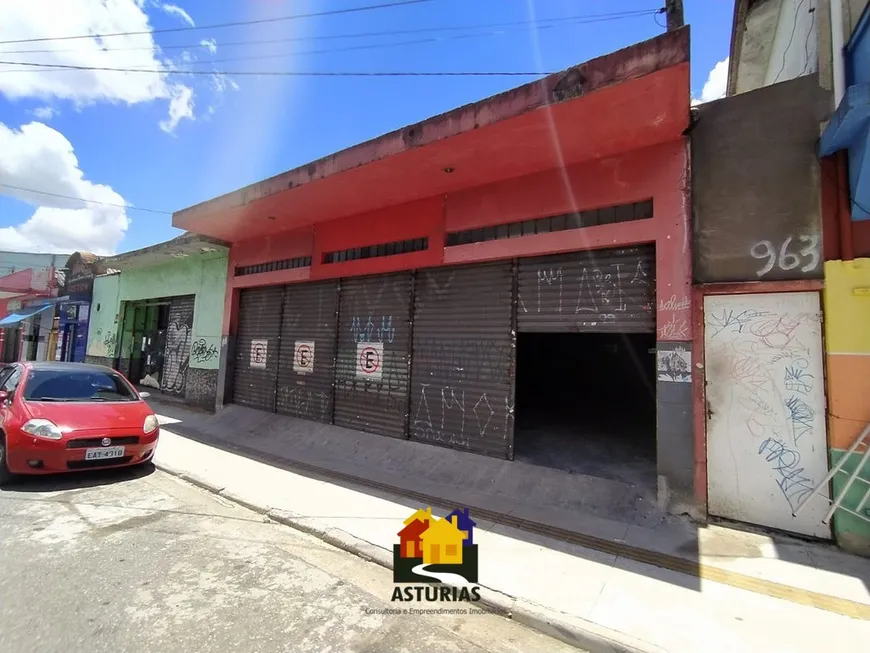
(86, 234, 228, 410)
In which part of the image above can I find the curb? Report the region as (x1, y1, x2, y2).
(155, 460, 661, 653)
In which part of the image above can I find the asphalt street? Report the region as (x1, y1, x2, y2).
(0, 465, 580, 653)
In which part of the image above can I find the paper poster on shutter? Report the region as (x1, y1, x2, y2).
(356, 342, 383, 380)
(250, 339, 268, 369)
(293, 340, 315, 374)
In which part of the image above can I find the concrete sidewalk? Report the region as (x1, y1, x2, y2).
(152, 413, 870, 653)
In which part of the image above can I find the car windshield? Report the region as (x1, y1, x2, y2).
(23, 369, 139, 403)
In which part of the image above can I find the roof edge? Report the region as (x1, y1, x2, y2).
(727, 0, 750, 96)
(173, 27, 690, 225)
(100, 233, 229, 266)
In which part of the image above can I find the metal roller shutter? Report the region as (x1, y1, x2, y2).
(333, 272, 413, 438)
(275, 281, 339, 423)
(160, 294, 195, 396)
(516, 245, 656, 332)
(410, 262, 515, 458)
(232, 286, 283, 411)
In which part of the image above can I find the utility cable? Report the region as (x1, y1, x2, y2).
(0, 14, 658, 72)
(0, 183, 172, 215)
(0, 0, 437, 46)
(0, 10, 656, 55)
(0, 61, 556, 76)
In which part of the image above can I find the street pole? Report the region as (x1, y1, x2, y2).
(665, 0, 685, 31)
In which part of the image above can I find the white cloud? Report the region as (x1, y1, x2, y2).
(156, 3, 194, 27)
(0, 122, 129, 255)
(0, 0, 194, 132)
(211, 73, 239, 94)
(200, 38, 217, 54)
(204, 73, 238, 118)
(693, 57, 729, 106)
(160, 84, 194, 133)
(31, 106, 56, 119)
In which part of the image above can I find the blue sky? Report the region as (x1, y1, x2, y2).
(0, 0, 732, 256)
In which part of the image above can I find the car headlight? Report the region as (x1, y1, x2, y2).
(143, 414, 159, 434)
(22, 419, 63, 440)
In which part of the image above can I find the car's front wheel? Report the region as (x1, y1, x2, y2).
(0, 435, 13, 487)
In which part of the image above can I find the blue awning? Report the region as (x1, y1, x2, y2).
(819, 84, 870, 221)
(0, 303, 54, 327)
(820, 85, 870, 155)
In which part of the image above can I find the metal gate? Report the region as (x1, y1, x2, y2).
(333, 272, 413, 438)
(704, 291, 830, 538)
(516, 245, 655, 332)
(276, 281, 339, 423)
(232, 286, 283, 411)
(160, 295, 194, 396)
(410, 262, 515, 458)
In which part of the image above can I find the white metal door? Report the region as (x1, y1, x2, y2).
(704, 292, 830, 538)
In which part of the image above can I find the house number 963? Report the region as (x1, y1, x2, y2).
(750, 235, 820, 278)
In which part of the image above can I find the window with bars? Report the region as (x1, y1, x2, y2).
(235, 256, 312, 277)
(444, 199, 653, 247)
(322, 237, 428, 264)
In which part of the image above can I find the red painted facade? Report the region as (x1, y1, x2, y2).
(220, 141, 691, 342)
(172, 28, 696, 513)
(176, 29, 692, 378)
(175, 30, 690, 244)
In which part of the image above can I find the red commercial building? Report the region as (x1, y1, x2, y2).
(173, 30, 696, 514)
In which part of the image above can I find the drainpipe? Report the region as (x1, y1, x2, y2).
(831, 0, 846, 106)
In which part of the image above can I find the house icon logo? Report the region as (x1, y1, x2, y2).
(391, 507, 480, 602)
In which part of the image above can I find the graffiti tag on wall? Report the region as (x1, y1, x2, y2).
(191, 338, 219, 364)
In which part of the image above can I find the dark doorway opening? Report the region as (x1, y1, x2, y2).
(1, 328, 20, 363)
(126, 300, 170, 390)
(514, 332, 657, 487)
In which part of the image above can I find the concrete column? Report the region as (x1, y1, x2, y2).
(656, 341, 697, 516)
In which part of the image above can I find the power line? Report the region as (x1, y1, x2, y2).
(0, 183, 172, 215)
(0, 60, 556, 76)
(0, 10, 656, 55)
(0, 13, 658, 71)
(0, 0, 436, 46)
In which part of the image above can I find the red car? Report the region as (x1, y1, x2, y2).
(0, 362, 160, 486)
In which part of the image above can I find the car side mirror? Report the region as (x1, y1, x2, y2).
(139, 391, 151, 399)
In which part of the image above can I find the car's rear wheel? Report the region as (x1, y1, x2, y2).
(0, 435, 12, 487)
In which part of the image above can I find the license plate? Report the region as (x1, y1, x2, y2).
(84, 446, 125, 461)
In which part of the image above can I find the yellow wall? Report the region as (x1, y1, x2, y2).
(824, 258, 870, 354)
(823, 258, 870, 553)
(824, 259, 870, 449)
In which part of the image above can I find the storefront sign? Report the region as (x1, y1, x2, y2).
(293, 340, 315, 374)
(250, 339, 268, 369)
(356, 342, 383, 380)
(7, 299, 22, 312)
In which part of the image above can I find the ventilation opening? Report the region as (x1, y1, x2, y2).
(323, 238, 428, 264)
(236, 256, 311, 277)
(445, 200, 653, 247)
(513, 332, 656, 487)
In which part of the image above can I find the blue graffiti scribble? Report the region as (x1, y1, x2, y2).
(758, 437, 815, 511)
(350, 315, 395, 343)
(784, 358, 813, 395)
(785, 395, 815, 444)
